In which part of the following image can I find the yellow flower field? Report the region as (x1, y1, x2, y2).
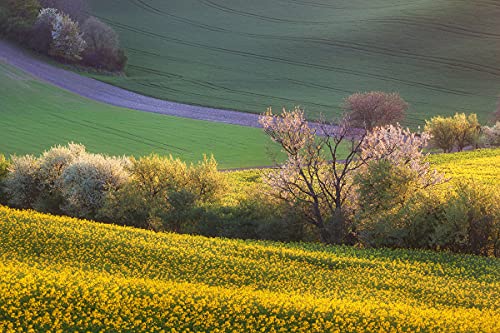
(0, 206, 499, 332)
(427, 148, 500, 187)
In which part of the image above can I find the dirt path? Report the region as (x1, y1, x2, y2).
(0, 40, 263, 127)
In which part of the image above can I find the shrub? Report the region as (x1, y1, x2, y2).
(0, 154, 10, 204)
(343, 91, 408, 130)
(4, 155, 41, 209)
(28, 14, 53, 53)
(34, 143, 85, 213)
(354, 125, 445, 248)
(0, 0, 40, 40)
(60, 154, 130, 220)
(101, 155, 227, 231)
(480, 122, 500, 147)
(434, 182, 500, 256)
(81, 17, 127, 71)
(49, 11, 86, 61)
(424, 113, 481, 152)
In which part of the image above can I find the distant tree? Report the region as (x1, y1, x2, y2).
(39, 0, 88, 23)
(343, 91, 409, 130)
(48, 10, 86, 61)
(81, 17, 127, 71)
(29, 7, 58, 54)
(0, 0, 40, 40)
(424, 113, 481, 152)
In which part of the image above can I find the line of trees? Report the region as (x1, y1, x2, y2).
(0, 0, 127, 71)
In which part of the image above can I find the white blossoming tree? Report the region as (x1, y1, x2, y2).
(37, 8, 86, 61)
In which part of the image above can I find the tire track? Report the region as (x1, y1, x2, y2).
(196, 0, 335, 25)
(120, 2, 500, 79)
(127, 47, 477, 121)
(102, 17, 483, 97)
(364, 17, 500, 40)
(129, 64, 338, 110)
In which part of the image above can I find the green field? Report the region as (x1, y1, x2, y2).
(88, 0, 500, 125)
(0, 61, 281, 168)
(0, 205, 498, 332)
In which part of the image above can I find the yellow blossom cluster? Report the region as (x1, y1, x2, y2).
(0, 206, 499, 332)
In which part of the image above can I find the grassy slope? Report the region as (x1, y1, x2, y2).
(0, 61, 281, 168)
(88, 0, 500, 125)
(0, 205, 499, 332)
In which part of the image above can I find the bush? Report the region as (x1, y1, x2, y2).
(81, 17, 127, 71)
(0, 154, 10, 204)
(424, 113, 481, 152)
(28, 15, 53, 54)
(480, 122, 500, 147)
(48, 10, 86, 61)
(34, 143, 85, 213)
(354, 160, 440, 248)
(355, 125, 445, 248)
(343, 91, 408, 129)
(60, 154, 130, 219)
(0, 0, 40, 41)
(101, 155, 227, 231)
(4, 155, 41, 209)
(434, 182, 500, 256)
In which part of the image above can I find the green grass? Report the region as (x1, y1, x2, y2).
(88, 0, 500, 125)
(0, 205, 499, 332)
(0, 61, 283, 168)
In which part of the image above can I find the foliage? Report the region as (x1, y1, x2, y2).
(3, 154, 41, 209)
(354, 126, 445, 248)
(259, 107, 365, 244)
(434, 182, 500, 256)
(60, 153, 130, 219)
(0, 206, 499, 332)
(343, 91, 408, 129)
(0, 0, 40, 40)
(481, 122, 500, 147)
(47, 9, 86, 61)
(81, 17, 127, 71)
(100, 154, 227, 231)
(0, 154, 10, 204)
(424, 113, 481, 152)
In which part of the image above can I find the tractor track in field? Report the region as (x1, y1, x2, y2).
(0, 40, 271, 128)
(119, 2, 500, 80)
(101, 17, 492, 98)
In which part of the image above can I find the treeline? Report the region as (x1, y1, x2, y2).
(1, 143, 498, 257)
(0, 0, 127, 71)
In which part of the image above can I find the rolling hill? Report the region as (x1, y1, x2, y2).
(0, 205, 499, 332)
(88, 0, 500, 124)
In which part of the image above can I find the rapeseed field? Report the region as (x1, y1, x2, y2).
(0, 206, 498, 332)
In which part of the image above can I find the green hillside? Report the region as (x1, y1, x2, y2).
(0, 206, 498, 332)
(88, 0, 500, 125)
(0, 61, 279, 168)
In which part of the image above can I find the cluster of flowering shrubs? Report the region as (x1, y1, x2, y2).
(0, 144, 226, 232)
(0, 0, 127, 71)
(0, 206, 498, 332)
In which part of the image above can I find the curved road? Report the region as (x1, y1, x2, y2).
(0, 40, 263, 127)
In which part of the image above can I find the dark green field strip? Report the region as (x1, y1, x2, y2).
(88, 0, 499, 124)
